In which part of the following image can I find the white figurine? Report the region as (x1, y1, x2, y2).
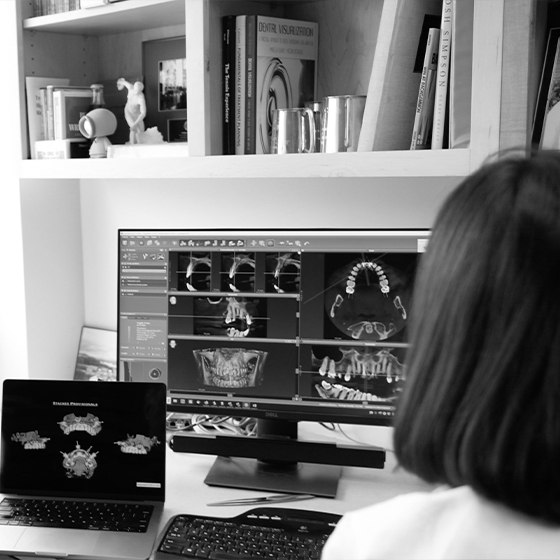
(116, 78, 147, 144)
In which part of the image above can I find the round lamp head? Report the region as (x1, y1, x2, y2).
(79, 108, 118, 139)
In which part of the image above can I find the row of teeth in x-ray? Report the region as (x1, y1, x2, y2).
(316, 380, 388, 402)
(317, 355, 403, 383)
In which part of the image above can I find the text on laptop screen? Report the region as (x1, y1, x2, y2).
(0, 380, 166, 501)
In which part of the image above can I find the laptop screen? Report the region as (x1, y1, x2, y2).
(0, 380, 166, 502)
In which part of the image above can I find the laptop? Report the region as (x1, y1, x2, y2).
(0, 379, 166, 560)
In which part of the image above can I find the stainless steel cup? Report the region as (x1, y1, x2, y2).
(304, 100, 323, 153)
(320, 95, 367, 152)
(270, 108, 316, 154)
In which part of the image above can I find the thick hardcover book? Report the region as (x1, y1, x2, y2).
(53, 88, 93, 140)
(235, 15, 246, 155)
(24, 76, 69, 158)
(253, 15, 318, 154)
(431, 0, 453, 149)
(410, 27, 440, 150)
(449, 0, 473, 149)
(222, 15, 236, 155)
(245, 14, 257, 154)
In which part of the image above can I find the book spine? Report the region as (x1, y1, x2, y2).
(235, 15, 246, 155)
(431, 0, 453, 149)
(245, 15, 256, 154)
(222, 15, 235, 155)
(410, 28, 440, 150)
(53, 90, 63, 140)
(449, 0, 473, 149)
(40, 88, 48, 142)
(46, 85, 55, 140)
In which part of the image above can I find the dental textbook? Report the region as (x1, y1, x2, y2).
(224, 14, 318, 155)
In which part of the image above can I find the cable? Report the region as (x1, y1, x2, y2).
(166, 413, 258, 438)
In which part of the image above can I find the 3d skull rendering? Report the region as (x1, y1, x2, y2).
(193, 347, 268, 388)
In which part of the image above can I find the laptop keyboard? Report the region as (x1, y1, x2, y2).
(155, 507, 341, 559)
(0, 497, 153, 532)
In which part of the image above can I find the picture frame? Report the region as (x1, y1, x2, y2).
(142, 36, 187, 142)
(532, 27, 560, 148)
(74, 326, 117, 382)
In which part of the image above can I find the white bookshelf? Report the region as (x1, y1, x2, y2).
(0, 0, 536, 381)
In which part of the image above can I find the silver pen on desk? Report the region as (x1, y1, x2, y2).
(207, 493, 315, 507)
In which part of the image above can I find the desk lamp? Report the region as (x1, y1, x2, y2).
(78, 108, 118, 158)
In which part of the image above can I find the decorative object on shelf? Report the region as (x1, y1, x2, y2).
(78, 107, 118, 158)
(74, 326, 117, 382)
(304, 100, 323, 153)
(270, 107, 316, 154)
(168, 118, 188, 143)
(90, 83, 106, 109)
(142, 37, 187, 143)
(533, 27, 560, 149)
(116, 78, 147, 144)
(321, 95, 367, 153)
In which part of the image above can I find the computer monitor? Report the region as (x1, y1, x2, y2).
(118, 229, 429, 496)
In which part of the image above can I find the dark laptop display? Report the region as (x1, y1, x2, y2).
(0, 380, 166, 502)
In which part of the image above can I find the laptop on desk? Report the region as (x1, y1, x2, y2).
(0, 379, 166, 560)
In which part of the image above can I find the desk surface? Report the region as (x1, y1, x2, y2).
(162, 429, 433, 526)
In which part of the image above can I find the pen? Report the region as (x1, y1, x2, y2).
(207, 493, 315, 507)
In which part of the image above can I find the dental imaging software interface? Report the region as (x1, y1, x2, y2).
(118, 229, 429, 427)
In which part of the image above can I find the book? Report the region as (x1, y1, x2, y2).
(53, 88, 93, 140)
(449, 0, 473, 149)
(357, 0, 443, 151)
(410, 27, 440, 149)
(252, 15, 318, 154)
(245, 14, 257, 154)
(24, 76, 69, 159)
(235, 15, 246, 155)
(222, 15, 236, 155)
(431, 0, 453, 149)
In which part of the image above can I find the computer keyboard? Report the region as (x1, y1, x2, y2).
(152, 506, 341, 559)
(0, 497, 153, 532)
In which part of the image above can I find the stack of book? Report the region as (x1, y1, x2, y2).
(32, 0, 81, 17)
(222, 14, 319, 155)
(410, 0, 473, 150)
(25, 78, 94, 159)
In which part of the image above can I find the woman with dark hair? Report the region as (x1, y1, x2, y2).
(322, 150, 560, 559)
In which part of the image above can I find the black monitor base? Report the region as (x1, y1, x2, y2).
(204, 456, 342, 498)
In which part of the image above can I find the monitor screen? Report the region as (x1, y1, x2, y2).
(117, 229, 428, 427)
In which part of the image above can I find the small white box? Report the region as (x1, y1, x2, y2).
(35, 139, 90, 159)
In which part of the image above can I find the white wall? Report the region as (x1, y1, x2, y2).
(0, 0, 29, 380)
(80, 175, 457, 330)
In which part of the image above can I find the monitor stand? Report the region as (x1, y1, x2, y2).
(203, 419, 341, 498)
(204, 457, 341, 498)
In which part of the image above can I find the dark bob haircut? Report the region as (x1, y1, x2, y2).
(393, 150, 560, 524)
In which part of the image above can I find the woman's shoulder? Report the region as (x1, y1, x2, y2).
(321, 486, 560, 560)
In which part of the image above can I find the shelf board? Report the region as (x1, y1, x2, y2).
(18, 150, 472, 180)
(23, 0, 185, 35)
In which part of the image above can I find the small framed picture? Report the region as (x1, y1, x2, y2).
(168, 118, 188, 142)
(533, 28, 560, 148)
(142, 37, 187, 142)
(74, 327, 117, 382)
